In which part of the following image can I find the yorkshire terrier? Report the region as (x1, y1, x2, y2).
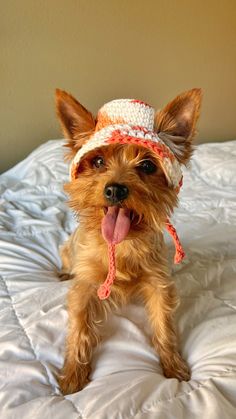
(55, 88, 202, 394)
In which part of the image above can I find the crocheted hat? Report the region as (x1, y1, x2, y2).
(70, 99, 185, 300)
(70, 99, 182, 190)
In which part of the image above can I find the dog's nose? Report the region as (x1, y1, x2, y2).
(104, 183, 129, 204)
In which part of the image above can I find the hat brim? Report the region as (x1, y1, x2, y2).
(70, 124, 182, 190)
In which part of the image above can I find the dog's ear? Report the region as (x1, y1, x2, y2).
(55, 89, 96, 159)
(154, 88, 202, 165)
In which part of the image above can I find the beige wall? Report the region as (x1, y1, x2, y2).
(1, 0, 236, 173)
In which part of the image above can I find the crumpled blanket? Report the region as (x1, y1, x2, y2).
(0, 139, 236, 419)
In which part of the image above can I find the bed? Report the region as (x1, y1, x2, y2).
(0, 139, 236, 419)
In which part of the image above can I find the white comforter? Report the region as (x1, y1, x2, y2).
(0, 139, 236, 419)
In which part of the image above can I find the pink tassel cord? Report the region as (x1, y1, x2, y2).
(165, 220, 185, 264)
(97, 243, 116, 300)
(97, 221, 185, 300)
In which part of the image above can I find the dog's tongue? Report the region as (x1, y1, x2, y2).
(102, 207, 131, 244)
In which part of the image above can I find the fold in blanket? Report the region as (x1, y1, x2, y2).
(0, 139, 236, 418)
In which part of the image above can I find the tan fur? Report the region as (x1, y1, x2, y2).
(55, 88, 202, 394)
(55, 89, 96, 160)
(155, 88, 202, 165)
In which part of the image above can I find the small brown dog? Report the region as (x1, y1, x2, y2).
(55, 88, 202, 394)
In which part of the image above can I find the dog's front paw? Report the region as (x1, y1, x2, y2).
(58, 364, 90, 394)
(162, 352, 190, 382)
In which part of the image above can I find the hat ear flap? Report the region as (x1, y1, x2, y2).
(154, 88, 202, 165)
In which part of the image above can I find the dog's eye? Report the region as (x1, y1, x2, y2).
(138, 160, 156, 174)
(92, 156, 105, 169)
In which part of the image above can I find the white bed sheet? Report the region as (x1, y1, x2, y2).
(0, 139, 236, 419)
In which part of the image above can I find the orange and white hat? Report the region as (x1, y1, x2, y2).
(70, 99, 183, 190)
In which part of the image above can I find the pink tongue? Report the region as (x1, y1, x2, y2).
(101, 207, 131, 244)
